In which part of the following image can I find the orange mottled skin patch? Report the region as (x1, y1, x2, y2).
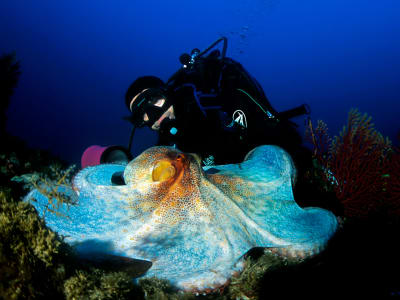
(126, 148, 210, 225)
(207, 173, 255, 201)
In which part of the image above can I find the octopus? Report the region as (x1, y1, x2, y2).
(26, 145, 338, 292)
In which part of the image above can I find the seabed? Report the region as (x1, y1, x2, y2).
(1, 134, 399, 299)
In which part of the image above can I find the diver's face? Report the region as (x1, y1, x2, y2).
(130, 89, 175, 131)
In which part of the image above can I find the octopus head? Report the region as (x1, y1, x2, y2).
(123, 146, 203, 185)
(122, 147, 206, 221)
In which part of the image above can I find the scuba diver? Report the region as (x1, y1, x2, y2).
(81, 37, 339, 212)
(124, 37, 310, 167)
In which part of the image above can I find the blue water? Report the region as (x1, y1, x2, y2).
(1, 0, 399, 164)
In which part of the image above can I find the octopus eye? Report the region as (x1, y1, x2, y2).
(152, 160, 176, 182)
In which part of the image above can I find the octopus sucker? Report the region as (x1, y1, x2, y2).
(25, 145, 338, 292)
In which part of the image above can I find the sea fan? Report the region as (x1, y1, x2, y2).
(306, 109, 394, 217)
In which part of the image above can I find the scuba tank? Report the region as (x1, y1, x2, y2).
(172, 37, 310, 123)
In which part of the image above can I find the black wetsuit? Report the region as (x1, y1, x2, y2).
(157, 53, 306, 167)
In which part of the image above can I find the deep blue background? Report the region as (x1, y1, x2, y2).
(1, 0, 399, 164)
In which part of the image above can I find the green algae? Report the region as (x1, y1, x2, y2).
(0, 191, 69, 298)
(64, 269, 141, 300)
(14, 163, 78, 219)
(0, 191, 142, 300)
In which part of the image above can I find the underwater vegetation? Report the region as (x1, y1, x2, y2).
(0, 190, 67, 298)
(0, 163, 144, 299)
(12, 163, 77, 218)
(305, 108, 400, 218)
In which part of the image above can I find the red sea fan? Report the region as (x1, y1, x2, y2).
(329, 109, 391, 216)
(306, 109, 392, 217)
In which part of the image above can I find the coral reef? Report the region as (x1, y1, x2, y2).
(305, 108, 398, 217)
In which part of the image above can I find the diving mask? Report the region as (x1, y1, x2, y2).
(129, 88, 170, 128)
